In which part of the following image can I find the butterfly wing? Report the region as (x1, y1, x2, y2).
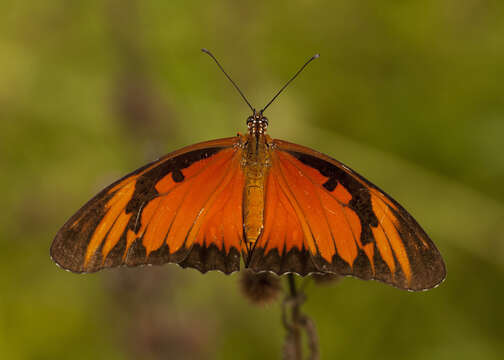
(51, 137, 245, 274)
(248, 139, 445, 291)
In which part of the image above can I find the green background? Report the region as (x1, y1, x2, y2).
(2, 1, 504, 359)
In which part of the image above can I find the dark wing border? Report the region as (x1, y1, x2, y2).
(51, 137, 242, 274)
(272, 139, 446, 291)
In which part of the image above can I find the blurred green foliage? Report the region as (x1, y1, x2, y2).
(1, 1, 503, 359)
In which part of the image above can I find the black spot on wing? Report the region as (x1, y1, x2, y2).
(172, 169, 185, 182)
(350, 189, 378, 227)
(287, 151, 378, 245)
(290, 151, 363, 194)
(322, 177, 338, 191)
(124, 147, 224, 219)
(126, 148, 223, 213)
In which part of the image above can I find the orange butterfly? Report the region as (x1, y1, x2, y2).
(52, 50, 445, 291)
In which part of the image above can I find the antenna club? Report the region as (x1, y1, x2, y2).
(313, 54, 320, 59)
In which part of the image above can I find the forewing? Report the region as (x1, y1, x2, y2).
(249, 139, 445, 291)
(51, 137, 245, 274)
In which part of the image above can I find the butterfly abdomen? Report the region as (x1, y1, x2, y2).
(241, 133, 273, 246)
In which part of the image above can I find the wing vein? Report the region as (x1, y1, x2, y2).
(275, 156, 320, 259)
(373, 196, 412, 281)
(140, 151, 236, 246)
(183, 154, 239, 251)
(279, 151, 348, 208)
(281, 153, 360, 253)
(280, 153, 339, 258)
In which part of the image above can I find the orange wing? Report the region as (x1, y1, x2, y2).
(51, 137, 245, 274)
(247, 139, 446, 291)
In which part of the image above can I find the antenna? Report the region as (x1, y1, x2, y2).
(261, 54, 319, 113)
(201, 48, 254, 112)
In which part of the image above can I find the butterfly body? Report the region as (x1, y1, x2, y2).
(242, 111, 272, 247)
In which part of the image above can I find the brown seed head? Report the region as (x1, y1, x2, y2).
(239, 270, 282, 306)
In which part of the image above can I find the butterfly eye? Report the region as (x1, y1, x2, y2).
(247, 116, 254, 125)
(262, 117, 269, 126)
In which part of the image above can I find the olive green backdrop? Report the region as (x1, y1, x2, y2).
(1, 1, 503, 359)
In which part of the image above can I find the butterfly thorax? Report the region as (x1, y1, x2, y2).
(241, 112, 273, 248)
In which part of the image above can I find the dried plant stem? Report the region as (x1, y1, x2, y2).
(288, 274, 303, 359)
(282, 274, 319, 360)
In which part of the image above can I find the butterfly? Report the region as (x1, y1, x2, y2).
(51, 50, 446, 291)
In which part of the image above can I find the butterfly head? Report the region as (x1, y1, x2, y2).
(247, 110, 268, 135)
